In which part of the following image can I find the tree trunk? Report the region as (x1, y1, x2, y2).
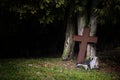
(77, 0, 98, 60)
(77, 13, 97, 60)
(77, 13, 88, 59)
(62, 17, 75, 60)
(62, 0, 97, 61)
(86, 16, 97, 59)
(77, 14, 86, 36)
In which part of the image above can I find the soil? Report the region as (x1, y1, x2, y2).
(97, 49, 120, 76)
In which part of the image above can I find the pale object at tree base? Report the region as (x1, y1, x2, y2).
(76, 56, 99, 70)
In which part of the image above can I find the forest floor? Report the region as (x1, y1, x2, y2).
(98, 47, 120, 75)
(0, 48, 120, 80)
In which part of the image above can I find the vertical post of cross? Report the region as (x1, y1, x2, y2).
(73, 27, 97, 64)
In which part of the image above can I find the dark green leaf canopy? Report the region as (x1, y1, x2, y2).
(0, 0, 120, 25)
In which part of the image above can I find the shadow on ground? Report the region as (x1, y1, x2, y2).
(97, 47, 120, 75)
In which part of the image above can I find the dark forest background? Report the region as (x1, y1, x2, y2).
(0, 0, 120, 58)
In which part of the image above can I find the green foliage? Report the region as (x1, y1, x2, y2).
(55, 0, 65, 8)
(74, 5, 83, 13)
(39, 16, 54, 24)
(2, 0, 87, 25)
(44, 0, 50, 4)
(0, 58, 120, 80)
(7, 0, 59, 24)
(1, 0, 120, 25)
(95, 0, 120, 25)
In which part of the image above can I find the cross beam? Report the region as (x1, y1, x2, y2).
(73, 27, 97, 64)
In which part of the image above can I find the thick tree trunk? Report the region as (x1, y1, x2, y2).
(62, 18, 75, 60)
(75, 0, 98, 62)
(62, 0, 97, 61)
(77, 14, 86, 36)
(86, 16, 97, 59)
(77, 13, 97, 60)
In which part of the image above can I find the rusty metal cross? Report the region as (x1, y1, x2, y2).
(73, 27, 97, 64)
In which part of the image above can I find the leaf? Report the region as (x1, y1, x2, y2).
(44, 0, 50, 4)
(55, 0, 65, 8)
(46, 10, 50, 16)
(40, 5, 44, 10)
(40, 20, 44, 24)
(60, 0, 64, 4)
(31, 10, 37, 14)
(46, 16, 53, 24)
(56, 4, 60, 8)
(74, 5, 83, 13)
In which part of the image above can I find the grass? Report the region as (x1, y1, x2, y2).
(0, 58, 120, 80)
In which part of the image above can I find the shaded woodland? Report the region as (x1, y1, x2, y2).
(0, 0, 120, 58)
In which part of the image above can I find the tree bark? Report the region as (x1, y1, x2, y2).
(77, 0, 98, 60)
(86, 16, 97, 59)
(62, 0, 98, 61)
(77, 13, 97, 60)
(77, 14, 86, 36)
(62, 17, 75, 60)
